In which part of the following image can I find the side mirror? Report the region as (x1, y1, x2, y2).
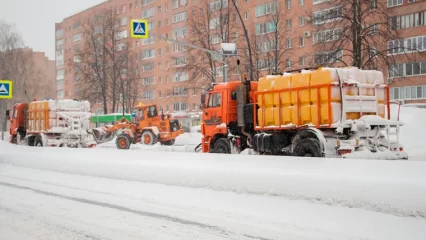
(200, 103, 206, 110)
(5, 110, 10, 120)
(201, 93, 206, 105)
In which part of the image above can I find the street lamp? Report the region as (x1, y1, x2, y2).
(220, 43, 238, 83)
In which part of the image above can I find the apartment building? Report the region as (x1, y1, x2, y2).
(55, 0, 426, 117)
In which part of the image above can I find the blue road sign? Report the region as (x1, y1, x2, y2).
(131, 19, 149, 39)
(0, 80, 12, 99)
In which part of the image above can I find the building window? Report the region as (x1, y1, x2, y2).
(313, 50, 343, 65)
(142, 76, 155, 85)
(387, 0, 402, 8)
(173, 26, 188, 38)
(142, 91, 155, 100)
(389, 60, 426, 78)
(244, 11, 249, 20)
(370, 0, 377, 10)
(142, 8, 155, 18)
(255, 1, 278, 17)
(173, 57, 187, 66)
(286, 58, 292, 68)
(73, 33, 81, 42)
(143, 36, 155, 45)
(172, 11, 188, 23)
(299, 16, 305, 26)
(390, 11, 426, 30)
(143, 0, 154, 6)
(299, 56, 306, 66)
(370, 24, 378, 35)
(115, 30, 128, 40)
(174, 71, 189, 81)
(286, 19, 292, 29)
(313, 7, 342, 25)
(390, 85, 426, 100)
(172, 43, 187, 52)
(313, 28, 343, 44)
(388, 35, 426, 55)
(142, 62, 155, 72)
(142, 49, 155, 59)
(256, 21, 277, 35)
(174, 102, 188, 111)
(286, 39, 292, 49)
(173, 87, 188, 96)
(299, 37, 305, 47)
(299, 0, 305, 6)
(285, 0, 291, 9)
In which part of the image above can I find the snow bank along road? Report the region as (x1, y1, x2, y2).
(1, 142, 426, 240)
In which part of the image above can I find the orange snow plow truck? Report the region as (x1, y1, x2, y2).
(197, 64, 408, 160)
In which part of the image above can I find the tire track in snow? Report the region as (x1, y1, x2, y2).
(0, 181, 275, 240)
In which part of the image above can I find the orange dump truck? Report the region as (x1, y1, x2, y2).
(197, 66, 408, 160)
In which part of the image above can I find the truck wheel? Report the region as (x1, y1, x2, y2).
(115, 134, 131, 150)
(34, 135, 43, 147)
(161, 139, 175, 146)
(293, 138, 322, 157)
(141, 131, 157, 145)
(27, 136, 35, 146)
(211, 138, 231, 154)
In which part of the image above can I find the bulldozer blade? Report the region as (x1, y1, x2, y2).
(91, 126, 116, 144)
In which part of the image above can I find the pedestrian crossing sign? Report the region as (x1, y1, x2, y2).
(131, 19, 149, 39)
(0, 80, 12, 99)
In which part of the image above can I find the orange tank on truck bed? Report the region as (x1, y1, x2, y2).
(197, 65, 408, 160)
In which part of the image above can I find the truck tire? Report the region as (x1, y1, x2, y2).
(115, 134, 131, 150)
(27, 136, 35, 146)
(160, 139, 175, 146)
(293, 138, 322, 157)
(34, 135, 43, 147)
(141, 131, 158, 145)
(211, 138, 231, 154)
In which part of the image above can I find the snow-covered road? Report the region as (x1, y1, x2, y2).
(1, 141, 426, 240)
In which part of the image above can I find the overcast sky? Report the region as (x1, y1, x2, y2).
(0, 0, 106, 60)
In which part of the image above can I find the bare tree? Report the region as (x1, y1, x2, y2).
(115, 45, 142, 113)
(0, 20, 43, 104)
(183, 0, 237, 86)
(73, 9, 135, 114)
(244, 1, 292, 78)
(309, 0, 411, 71)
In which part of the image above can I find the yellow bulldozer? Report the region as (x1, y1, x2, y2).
(91, 103, 184, 149)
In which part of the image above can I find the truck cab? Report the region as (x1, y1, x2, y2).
(8, 103, 28, 144)
(200, 81, 258, 153)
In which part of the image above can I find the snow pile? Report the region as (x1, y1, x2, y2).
(1, 143, 426, 219)
(95, 132, 202, 153)
(392, 105, 426, 160)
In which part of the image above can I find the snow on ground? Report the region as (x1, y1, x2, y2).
(395, 106, 426, 160)
(1, 142, 426, 239)
(1, 107, 426, 239)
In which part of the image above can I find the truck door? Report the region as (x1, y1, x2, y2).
(203, 91, 223, 127)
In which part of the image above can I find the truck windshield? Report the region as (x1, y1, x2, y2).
(207, 92, 221, 108)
